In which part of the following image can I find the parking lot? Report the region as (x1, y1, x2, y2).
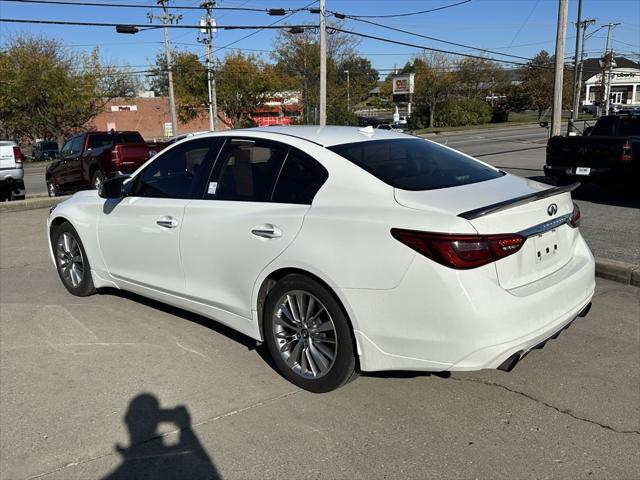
(1, 206, 638, 479)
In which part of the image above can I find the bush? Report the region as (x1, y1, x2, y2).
(434, 98, 492, 127)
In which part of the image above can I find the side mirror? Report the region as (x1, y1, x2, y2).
(99, 175, 126, 199)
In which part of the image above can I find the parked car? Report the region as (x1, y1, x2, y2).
(375, 123, 405, 132)
(0, 140, 25, 201)
(32, 141, 59, 161)
(45, 131, 162, 197)
(48, 126, 594, 392)
(545, 115, 639, 186)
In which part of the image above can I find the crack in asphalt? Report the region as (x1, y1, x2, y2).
(452, 377, 640, 435)
(24, 389, 301, 480)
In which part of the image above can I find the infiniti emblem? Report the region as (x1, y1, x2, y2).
(547, 203, 558, 216)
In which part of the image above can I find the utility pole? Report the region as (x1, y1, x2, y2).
(319, 0, 327, 126)
(602, 22, 620, 116)
(567, 0, 582, 134)
(570, 17, 596, 132)
(149, 0, 181, 137)
(551, 0, 569, 137)
(200, 0, 217, 131)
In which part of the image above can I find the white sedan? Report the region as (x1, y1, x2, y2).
(47, 126, 595, 392)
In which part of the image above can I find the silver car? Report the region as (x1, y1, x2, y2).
(0, 140, 25, 201)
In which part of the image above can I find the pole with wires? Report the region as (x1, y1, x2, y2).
(149, 0, 181, 137)
(200, 0, 217, 131)
(551, 0, 568, 137)
(319, 0, 326, 126)
(602, 22, 620, 116)
(571, 18, 596, 131)
(567, 0, 582, 135)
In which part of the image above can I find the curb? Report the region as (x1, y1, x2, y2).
(594, 257, 640, 287)
(0, 195, 70, 213)
(2, 199, 638, 287)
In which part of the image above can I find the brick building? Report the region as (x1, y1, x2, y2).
(86, 96, 229, 141)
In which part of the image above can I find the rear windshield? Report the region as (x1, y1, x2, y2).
(328, 138, 503, 191)
(88, 133, 144, 150)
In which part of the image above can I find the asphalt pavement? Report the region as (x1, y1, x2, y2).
(1, 208, 639, 479)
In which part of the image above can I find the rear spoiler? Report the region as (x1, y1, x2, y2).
(458, 182, 580, 220)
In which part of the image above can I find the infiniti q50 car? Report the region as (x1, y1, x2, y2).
(47, 127, 595, 392)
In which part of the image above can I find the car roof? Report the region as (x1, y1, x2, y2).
(242, 125, 412, 147)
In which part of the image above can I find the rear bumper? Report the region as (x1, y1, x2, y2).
(345, 233, 596, 373)
(544, 164, 638, 181)
(0, 167, 24, 182)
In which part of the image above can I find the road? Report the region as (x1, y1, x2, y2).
(20, 125, 640, 264)
(1, 208, 639, 479)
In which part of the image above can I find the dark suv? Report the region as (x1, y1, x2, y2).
(32, 141, 59, 161)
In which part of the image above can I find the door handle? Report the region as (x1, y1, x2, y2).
(251, 224, 282, 239)
(156, 216, 178, 228)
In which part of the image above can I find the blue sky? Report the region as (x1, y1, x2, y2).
(1, 0, 638, 82)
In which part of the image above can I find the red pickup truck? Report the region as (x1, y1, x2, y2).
(45, 131, 162, 196)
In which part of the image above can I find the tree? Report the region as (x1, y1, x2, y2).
(519, 50, 573, 120)
(406, 53, 456, 128)
(455, 57, 511, 101)
(0, 34, 140, 145)
(147, 51, 207, 123)
(216, 51, 278, 128)
(271, 24, 377, 125)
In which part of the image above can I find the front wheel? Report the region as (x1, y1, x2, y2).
(51, 222, 96, 297)
(263, 274, 357, 393)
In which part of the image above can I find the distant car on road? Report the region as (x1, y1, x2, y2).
(0, 140, 25, 201)
(545, 115, 639, 186)
(46, 131, 163, 197)
(376, 123, 405, 132)
(48, 126, 594, 392)
(32, 141, 59, 161)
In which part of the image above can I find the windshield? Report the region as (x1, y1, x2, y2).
(41, 142, 58, 150)
(328, 138, 504, 191)
(88, 133, 144, 150)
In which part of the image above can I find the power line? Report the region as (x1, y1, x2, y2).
(0, 0, 287, 11)
(328, 26, 537, 68)
(0, 18, 317, 30)
(339, 0, 472, 19)
(336, 15, 533, 61)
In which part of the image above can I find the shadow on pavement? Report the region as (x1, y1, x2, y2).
(102, 393, 220, 480)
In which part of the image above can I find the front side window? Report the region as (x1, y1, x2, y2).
(130, 138, 216, 199)
(69, 136, 83, 155)
(208, 139, 287, 202)
(328, 138, 503, 191)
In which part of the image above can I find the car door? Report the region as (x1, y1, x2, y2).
(63, 135, 85, 189)
(180, 138, 329, 326)
(51, 138, 73, 191)
(98, 138, 219, 295)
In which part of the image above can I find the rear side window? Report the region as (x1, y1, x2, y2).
(272, 150, 328, 204)
(618, 118, 640, 137)
(88, 133, 144, 150)
(591, 117, 617, 136)
(208, 139, 287, 202)
(328, 138, 503, 191)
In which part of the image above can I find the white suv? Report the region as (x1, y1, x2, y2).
(0, 141, 25, 201)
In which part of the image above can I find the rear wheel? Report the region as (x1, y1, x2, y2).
(263, 274, 357, 393)
(51, 222, 95, 297)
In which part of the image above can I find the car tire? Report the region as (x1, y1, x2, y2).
(51, 222, 96, 297)
(263, 274, 357, 393)
(47, 180, 58, 197)
(92, 170, 104, 191)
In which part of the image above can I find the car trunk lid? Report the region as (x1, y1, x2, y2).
(0, 142, 16, 169)
(394, 175, 578, 289)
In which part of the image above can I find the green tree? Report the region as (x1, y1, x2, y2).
(147, 51, 207, 123)
(216, 51, 278, 128)
(455, 57, 511, 100)
(0, 34, 140, 144)
(520, 50, 554, 120)
(406, 53, 456, 128)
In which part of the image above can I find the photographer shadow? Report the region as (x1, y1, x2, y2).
(103, 393, 220, 480)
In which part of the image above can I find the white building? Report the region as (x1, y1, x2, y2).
(582, 57, 640, 108)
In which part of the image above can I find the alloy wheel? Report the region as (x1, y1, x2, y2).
(56, 232, 84, 288)
(272, 290, 338, 379)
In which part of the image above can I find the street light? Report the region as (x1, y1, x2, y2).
(115, 25, 139, 34)
(344, 69, 350, 114)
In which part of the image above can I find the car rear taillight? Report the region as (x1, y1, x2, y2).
(13, 146, 24, 164)
(621, 141, 632, 162)
(111, 148, 121, 169)
(391, 229, 526, 270)
(567, 202, 581, 228)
